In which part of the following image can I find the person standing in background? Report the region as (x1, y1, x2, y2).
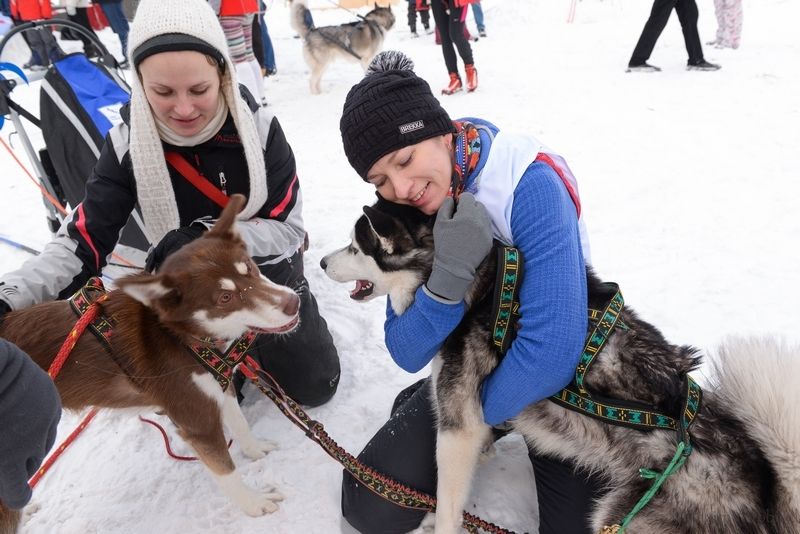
(471, 0, 485, 37)
(210, 0, 265, 106)
(63, 0, 103, 58)
(95, 0, 130, 67)
(9, 0, 65, 70)
(406, 0, 430, 38)
(627, 0, 720, 72)
(708, 0, 742, 49)
(431, 0, 478, 94)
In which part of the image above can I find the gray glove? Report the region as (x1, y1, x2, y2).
(0, 339, 61, 510)
(426, 193, 492, 302)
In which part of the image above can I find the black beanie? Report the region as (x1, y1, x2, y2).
(340, 51, 456, 180)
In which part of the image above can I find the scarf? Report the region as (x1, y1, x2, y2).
(449, 120, 482, 199)
(154, 95, 228, 147)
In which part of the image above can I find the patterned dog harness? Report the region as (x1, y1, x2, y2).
(492, 248, 703, 533)
(68, 277, 258, 391)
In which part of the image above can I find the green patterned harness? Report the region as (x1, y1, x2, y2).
(491, 247, 702, 531)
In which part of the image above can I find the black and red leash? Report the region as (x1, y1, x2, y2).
(238, 356, 516, 534)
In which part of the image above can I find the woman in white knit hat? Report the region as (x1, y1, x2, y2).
(0, 0, 340, 407)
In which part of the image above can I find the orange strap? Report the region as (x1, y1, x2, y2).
(165, 152, 229, 209)
(29, 297, 109, 488)
(48, 295, 108, 379)
(28, 408, 99, 489)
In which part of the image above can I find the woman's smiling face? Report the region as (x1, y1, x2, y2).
(365, 134, 455, 215)
(139, 50, 222, 137)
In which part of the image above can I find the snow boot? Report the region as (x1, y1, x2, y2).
(441, 72, 462, 95)
(465, 64, 478, 92)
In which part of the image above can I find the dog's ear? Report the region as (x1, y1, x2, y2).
(206, 193, 246, 240)
(363, 205, 399, 238)
(117, 272, 182, 308)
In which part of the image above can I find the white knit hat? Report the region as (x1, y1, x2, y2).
(126, 0, 267, 244)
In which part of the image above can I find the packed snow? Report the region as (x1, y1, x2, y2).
(0, 0, 798, 532)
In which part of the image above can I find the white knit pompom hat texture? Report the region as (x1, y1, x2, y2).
(126, 0, 267, 244)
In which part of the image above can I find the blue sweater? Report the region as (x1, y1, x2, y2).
(384, 120, 588, 425)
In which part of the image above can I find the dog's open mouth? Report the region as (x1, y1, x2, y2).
(249, 314, 300, 335)
(350, 280, 374, 300)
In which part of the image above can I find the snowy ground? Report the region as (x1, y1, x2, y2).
(1, 0, 798, 532)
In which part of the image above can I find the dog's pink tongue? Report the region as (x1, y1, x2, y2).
(350, 280, 374, 300)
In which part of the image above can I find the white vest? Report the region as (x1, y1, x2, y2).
(472, 128, 592, 263)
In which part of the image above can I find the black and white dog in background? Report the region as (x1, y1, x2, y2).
(321, 198, 800, 534)
(290, 0, 395, 95)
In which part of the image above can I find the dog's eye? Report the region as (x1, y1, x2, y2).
(347, 244, 359, 255)
(218, 291, 234, 305)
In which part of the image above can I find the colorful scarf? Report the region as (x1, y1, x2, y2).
(450, 120, 482, 199)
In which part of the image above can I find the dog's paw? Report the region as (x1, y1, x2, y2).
(241, 439, 278, 459)
(478, 441, 496, 464)
(263, 488, 285, 502)
(239, 491, 282, 516)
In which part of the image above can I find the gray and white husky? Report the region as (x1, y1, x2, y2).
(290, 0, 395, 94)
(321, 199, 800, 534)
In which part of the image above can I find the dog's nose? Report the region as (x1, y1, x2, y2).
(282, 292, 300, 317)
(319, 257, 327, 270)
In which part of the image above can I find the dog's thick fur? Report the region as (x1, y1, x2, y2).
(0, 195, 300, 518)
(321, 200, 800, 534)
(290, 0, 395, 94)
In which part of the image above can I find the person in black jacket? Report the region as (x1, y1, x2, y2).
(0, 0, 340, 407)
(628, 0, 720, 72)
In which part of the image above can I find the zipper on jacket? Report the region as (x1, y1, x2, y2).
(218, 168, 228, 196)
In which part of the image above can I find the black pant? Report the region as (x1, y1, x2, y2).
(630, 0, 704, 65)
(68, 9, 102, 57)
(407, 0, 430, 32)
(341, 378, 605, 534)
(243, 250, 341, 407)
(431, 0, 473, 75)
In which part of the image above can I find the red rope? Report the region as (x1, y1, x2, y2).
(29, 409, 99, 488)
(138, 416, 234, 462)
(138, 416, 199, 461)
(29, 298, 109, 488)
(48, 296, 108, 379)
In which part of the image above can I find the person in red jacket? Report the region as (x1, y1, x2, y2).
(9, 0, 63, 70)
(431, 0, 478, 94)
(211, 0, 265, 106)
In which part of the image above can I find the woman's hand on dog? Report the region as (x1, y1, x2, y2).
(426, 193, 492, 302)
(145, 225, 207, 273)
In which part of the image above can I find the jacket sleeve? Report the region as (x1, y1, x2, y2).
(383, 287, 466, 372)
(480, 161, 588, 426)
(0, 129, 135, 310)
(235, 111, 305, 268)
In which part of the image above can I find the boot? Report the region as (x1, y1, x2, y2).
(441, 72, 462, 95)
(465, 64, 478, 92)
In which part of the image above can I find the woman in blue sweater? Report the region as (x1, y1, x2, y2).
(337, 51, 600, 534)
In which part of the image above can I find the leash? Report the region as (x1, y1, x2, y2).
(28, 408, 99, 489)
(238, 356, 515, 534)
(28, 293, 109, 488)
(319, 0, 367, 21)
(138, 415, 234, 462)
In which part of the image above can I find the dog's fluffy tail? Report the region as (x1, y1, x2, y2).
(710, 336, 800, 526)
(290, 0, 312, 38)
